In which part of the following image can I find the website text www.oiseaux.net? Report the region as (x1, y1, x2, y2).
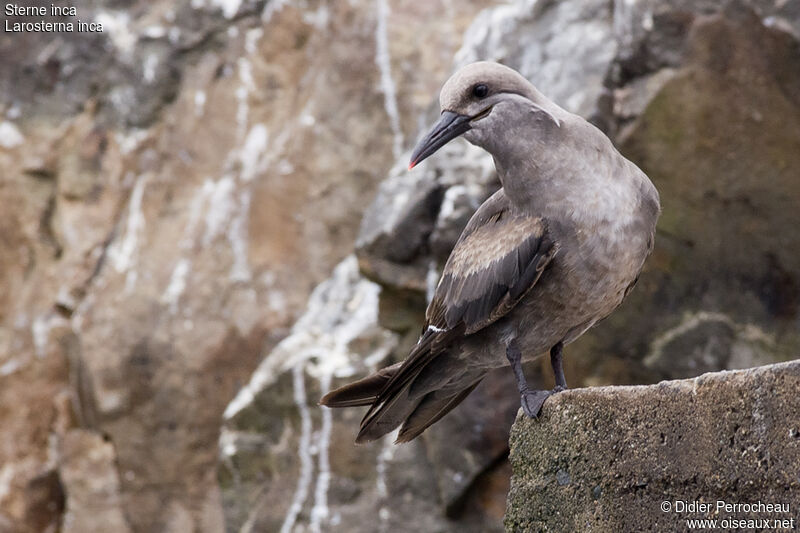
(661, 500, 796, 530)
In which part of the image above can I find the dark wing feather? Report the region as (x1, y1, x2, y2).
(427, 190, 557, 334)
(330, 190, 558, 443)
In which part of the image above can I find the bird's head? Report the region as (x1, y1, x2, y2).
(408, 61, 561, 170)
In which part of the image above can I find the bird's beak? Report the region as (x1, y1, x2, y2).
(408, 111, 471, 170)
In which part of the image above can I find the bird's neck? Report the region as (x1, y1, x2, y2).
(467, 98, 569, 209)
(490, 137, 568, 211)
(491, 117, 647, 223)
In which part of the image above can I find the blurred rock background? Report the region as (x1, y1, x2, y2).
(0, 0, 797, 532)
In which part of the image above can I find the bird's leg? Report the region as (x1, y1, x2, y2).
(506, 340, 562, 418)
(550, 342, 567, 392)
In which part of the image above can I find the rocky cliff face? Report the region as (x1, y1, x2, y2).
(0, 0, 496, 531)
(1, 0, 798, 532)
(221, 0, 800, 532)
(505, 360, 800, 532)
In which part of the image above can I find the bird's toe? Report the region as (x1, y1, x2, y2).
(520, 389, 553, 418)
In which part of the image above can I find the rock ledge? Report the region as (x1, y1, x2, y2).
(505, 361, 800, 532)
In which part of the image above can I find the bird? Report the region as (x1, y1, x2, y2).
(320, 61, 660, 444)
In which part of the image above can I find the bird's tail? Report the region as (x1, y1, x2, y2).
(394, 380, 481, 443)
(319, 362, 402, 408)
(320, 332, 482, 443)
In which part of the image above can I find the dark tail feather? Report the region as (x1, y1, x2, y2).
(319, 363, 402, 408)
(321, 327, 468, 444)
(356, 387, 422, 443)
(395, 380, 482, 443)
(353, 331, 443, 443)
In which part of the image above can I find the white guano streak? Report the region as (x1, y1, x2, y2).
(375, 430, 398, 529)
(228, 190, 252, 282)
(202, 176, 237, 245)
(162, 258, 190, 312)
(0, 464, 15, 503)
(309, 371, 333, 533)
(236, 58, 255, 139)
(0, 121, 24, 148)
(191, 0, 241, 19)
(109, 175, 147, 291)
(240, 124, 269, 182)
(213, 0, 241, 18)
(194, 90, 206, 116)
(280, 364, 314, 533)
(142, 53, 158, 84)
(32, 315, 55, 358)
(196, 22, 266, 286)
(262, 0, 289, 22)
(224, 257, 397, 530)
(425, 260, 439, 304)
(374, 0, 404, 159)
(94, 11, 137, 55)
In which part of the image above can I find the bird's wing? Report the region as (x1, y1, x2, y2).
(353, 190, 557, 443)
(426, 189, 558, 335)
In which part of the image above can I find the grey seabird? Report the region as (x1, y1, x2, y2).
(321, 62, 660, 443)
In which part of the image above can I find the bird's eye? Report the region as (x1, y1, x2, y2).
(472, 84, 489, 99)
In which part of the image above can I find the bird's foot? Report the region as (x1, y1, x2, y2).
(519, 387, 565, 418)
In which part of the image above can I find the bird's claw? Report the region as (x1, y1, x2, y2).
(520, 387, 565, 418)
(520, 389, 553, 418)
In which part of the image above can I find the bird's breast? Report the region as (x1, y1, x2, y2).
(548, 192, 654, 320)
